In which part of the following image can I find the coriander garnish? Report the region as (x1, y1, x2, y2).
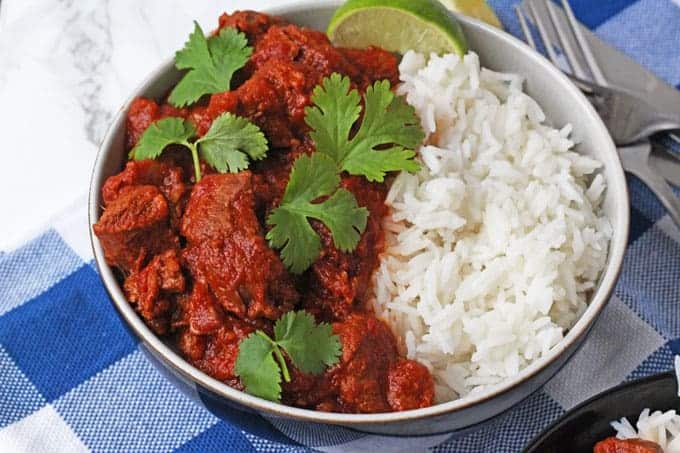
(235, 310, 342, 402)
(266, 153, 368, 274)
(130, 113, 267, 182)
(169, 22, 252, 107)
(305, 73, 424, 182)
(266, 74, 424, 274)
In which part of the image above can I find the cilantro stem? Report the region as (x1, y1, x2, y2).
(255, 331, 291, 383)
(272, 345, 291, 383)
(186, 141, 202, 182)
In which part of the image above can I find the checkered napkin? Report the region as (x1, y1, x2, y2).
(1, 1, 680, 452)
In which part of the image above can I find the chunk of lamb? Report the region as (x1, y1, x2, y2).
(123, 249, 185, 334)
(217, 10, 288, 45)
(303, 176, 388, 321)
(190, 64, 302, 146)
(387, 359, 434, 412)
(181, 172, 298, 320)
(249, 24, 398, 90)
(102, 158, 191, 228)
(93, 185, 178, 273)
(328, 314, 434, 413)
(173, 281, 270, 387)
(177, 322, 257, 387)
(126, 97, 187, 150)
(594, 438, 662, 453)
(193, 317, 257, 386)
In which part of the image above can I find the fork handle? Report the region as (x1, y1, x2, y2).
(619, 146, 680, 228)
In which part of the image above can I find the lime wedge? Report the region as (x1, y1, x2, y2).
(327, 0, 468, 56)
(439, 0, 503, 29)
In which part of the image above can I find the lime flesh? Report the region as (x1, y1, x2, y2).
(328, 0, 468, 56)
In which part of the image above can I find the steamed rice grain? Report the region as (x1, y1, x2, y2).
(372, 51, 612, 402)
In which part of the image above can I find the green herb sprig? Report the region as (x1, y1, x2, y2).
(235, 311, 342, 402)
(266, 73, 424, 273)
(306, 73, 424, 182)
(266, 153, 368, 274)
(130, 113, 267, 181)
(169, 22, 252, 107)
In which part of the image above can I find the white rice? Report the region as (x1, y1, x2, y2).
(609, 357, 680, 452)
(372, 51, 612, 402)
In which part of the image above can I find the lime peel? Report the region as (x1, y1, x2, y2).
(328, 0, 468, 56)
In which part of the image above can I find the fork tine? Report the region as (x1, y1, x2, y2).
(525, 0, 564, 69)
(516, 8, 597, 94)
(514, 5, 538, 51)
(560, 0, 608, 85)
(544, 0, 589, 79)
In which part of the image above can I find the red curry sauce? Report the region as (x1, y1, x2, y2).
(94, 11, 434, 413)
(594, 438, 662, 453)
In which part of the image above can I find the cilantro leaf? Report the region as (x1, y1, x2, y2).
(196, 112, 268, 173)
(169, 22, 252, 107)
(234, 332, 281, 402)
(305, 74, 424, 182)
(235, 311, 342, 402)
(130, 117, 195, 160)
(274, 311, 341, 375)
(174, 21, 212, 70)
(266, 208, 321, 275)
(130, 113, 268, 182)
(314, 189, 368, 251)
(304, 73, 361, 165)
(266, 153, 368, 274)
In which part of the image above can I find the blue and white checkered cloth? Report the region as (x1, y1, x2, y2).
(1, 1, 680, 451)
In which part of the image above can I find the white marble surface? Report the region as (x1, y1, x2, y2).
(0, 0, 289, 251)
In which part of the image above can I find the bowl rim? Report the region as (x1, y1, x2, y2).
(89, 0, 629, 426)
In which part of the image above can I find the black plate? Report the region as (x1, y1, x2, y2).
(524, 372, 679, 452)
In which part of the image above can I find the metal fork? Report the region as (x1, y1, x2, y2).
(619, 142, 680, 227)
(515, 0, 680, 227)
(515, 0, 680, 146)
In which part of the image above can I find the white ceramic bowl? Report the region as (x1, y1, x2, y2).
(89, 0, 629, 436)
